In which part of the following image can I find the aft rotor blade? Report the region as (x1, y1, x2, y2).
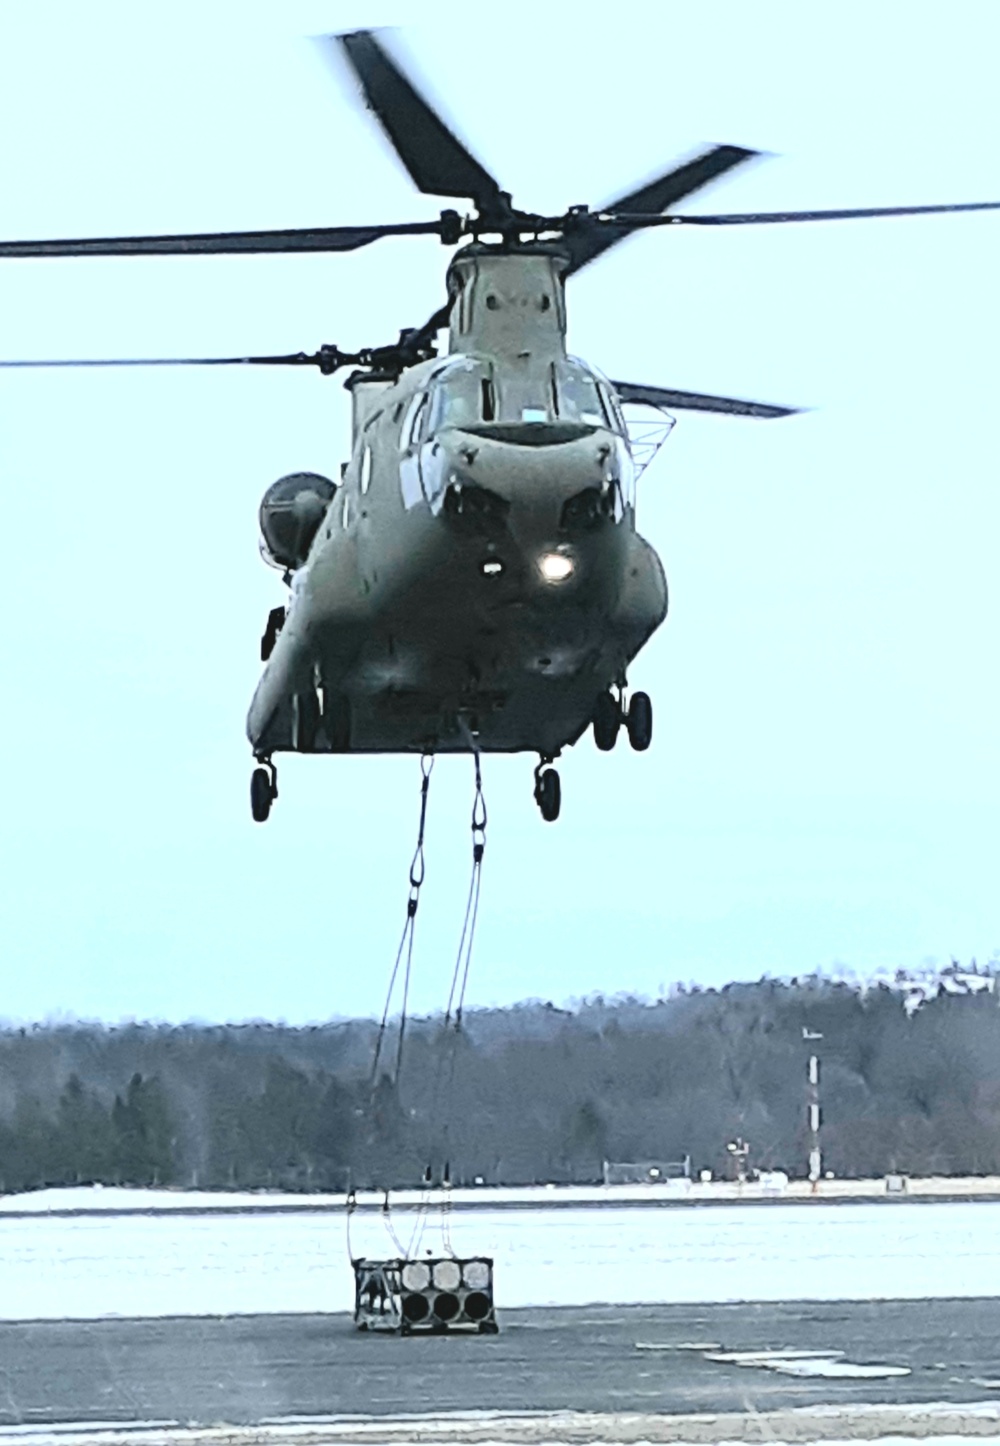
(403, 301, 452, 357)
(564, 145, 758, 275)
(610, 200, 1000, 228)
(339, 30, 507, 219)
(613, 380, 800, 419)
(0, 220, 443, 259)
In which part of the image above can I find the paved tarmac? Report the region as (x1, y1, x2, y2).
(1, 1299, 998, 1427)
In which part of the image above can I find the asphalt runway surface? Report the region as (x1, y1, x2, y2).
(1, 1299, 999, 1427)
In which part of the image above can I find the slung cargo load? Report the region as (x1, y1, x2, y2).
(353, 1255, 498, 1334)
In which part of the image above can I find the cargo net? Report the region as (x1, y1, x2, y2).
(622, 403, 676, 479)
(353, 1255, 497, 1334)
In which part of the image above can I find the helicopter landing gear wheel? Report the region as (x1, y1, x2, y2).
(627, 691, 653, 751)
(251, 761, 277, 823)
(533, 762, 561, 823)
(592, 690, 622, 751)
(292, 690, 320, 752)
(323, 691, 352, 752)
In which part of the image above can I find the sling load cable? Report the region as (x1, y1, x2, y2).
(439, 751, 487, 1258)
(408, 750, 488, 1261)
(370, 752, 434, 1085)
(407, 755, 485, 1256)
(363, 753, 434, 1258)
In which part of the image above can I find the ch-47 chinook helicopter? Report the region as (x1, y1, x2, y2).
(2, 33, 998, 825)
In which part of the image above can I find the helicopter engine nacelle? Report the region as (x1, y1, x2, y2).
(259, 472, 337, 571)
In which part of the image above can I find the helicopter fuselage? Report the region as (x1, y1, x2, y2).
(247, 246, 668, 760)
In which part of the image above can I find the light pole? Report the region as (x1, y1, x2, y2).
(803, 1028, 823, 1188)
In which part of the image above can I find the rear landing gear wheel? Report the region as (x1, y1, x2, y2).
(251, 766, 275, 823)
(627, 691, 653, 751)
(592, 691, 622, 752)
(534, 766, 561, 822)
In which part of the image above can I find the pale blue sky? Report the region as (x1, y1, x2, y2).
(0, 2, 998, 1023)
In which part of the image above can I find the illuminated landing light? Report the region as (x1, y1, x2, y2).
(480, 557, 504, 577)
(538, 551, 575, 583)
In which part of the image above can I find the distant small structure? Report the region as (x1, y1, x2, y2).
(726, 1137, 751, 1184)
(603, 1157, 691, 1185)
(758, 1170, 789, 1195)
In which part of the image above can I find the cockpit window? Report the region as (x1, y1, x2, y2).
(555, 358, 611, 428)
(426, 357, 495, 433)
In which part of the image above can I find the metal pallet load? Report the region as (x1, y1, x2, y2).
(353, 1256, 498, 1333)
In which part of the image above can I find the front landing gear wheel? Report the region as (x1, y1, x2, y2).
(250, 766, 275, 823)
(627, 692, 653, 751)
(592, 691, 622, 752)
(534, 766, 561, 822)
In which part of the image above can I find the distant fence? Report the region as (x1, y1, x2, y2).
(603, 1158, 691, 1185)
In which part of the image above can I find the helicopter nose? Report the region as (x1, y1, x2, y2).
(428, 425, 623, 530)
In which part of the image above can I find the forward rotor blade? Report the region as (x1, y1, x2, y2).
(0, 352, 329, 370)
(613, 380, 800, 419)
(0, 220, 442, 259)
(610, 200, 1000, 228)
(563, 145, 758, 275)
(339, 31, 506, 219)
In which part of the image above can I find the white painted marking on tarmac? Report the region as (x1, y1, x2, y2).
(634, 1340, 721, 1351)
(706, 1348, 846, 1363)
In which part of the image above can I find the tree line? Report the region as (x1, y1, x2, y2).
(1, 974, 999, 1195)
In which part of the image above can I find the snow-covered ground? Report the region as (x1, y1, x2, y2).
(1, 1424, 999, 1446)
(5, 1176, 1000, 1216)
(1, 1198, 1000, 1320)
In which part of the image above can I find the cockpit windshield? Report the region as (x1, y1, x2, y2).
(552, 358, 626, 435)
(554, 358, 609, 428)
(425, 357, 495, 433)
(421, 354, 625, 436)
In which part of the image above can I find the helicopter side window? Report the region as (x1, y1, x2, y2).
(360, 445, 373, 495)
(398, 392, 428, 509)
(557, 359, 611, 428)
(404, 394, 429, 450)
(601, 384, 627, 436)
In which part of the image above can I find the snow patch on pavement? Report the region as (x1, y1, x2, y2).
(0, 1409, 999, 1446)
(767, 1359, 911, 1378)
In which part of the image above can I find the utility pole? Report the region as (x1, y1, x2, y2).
(803, 1028, 823, 1189)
